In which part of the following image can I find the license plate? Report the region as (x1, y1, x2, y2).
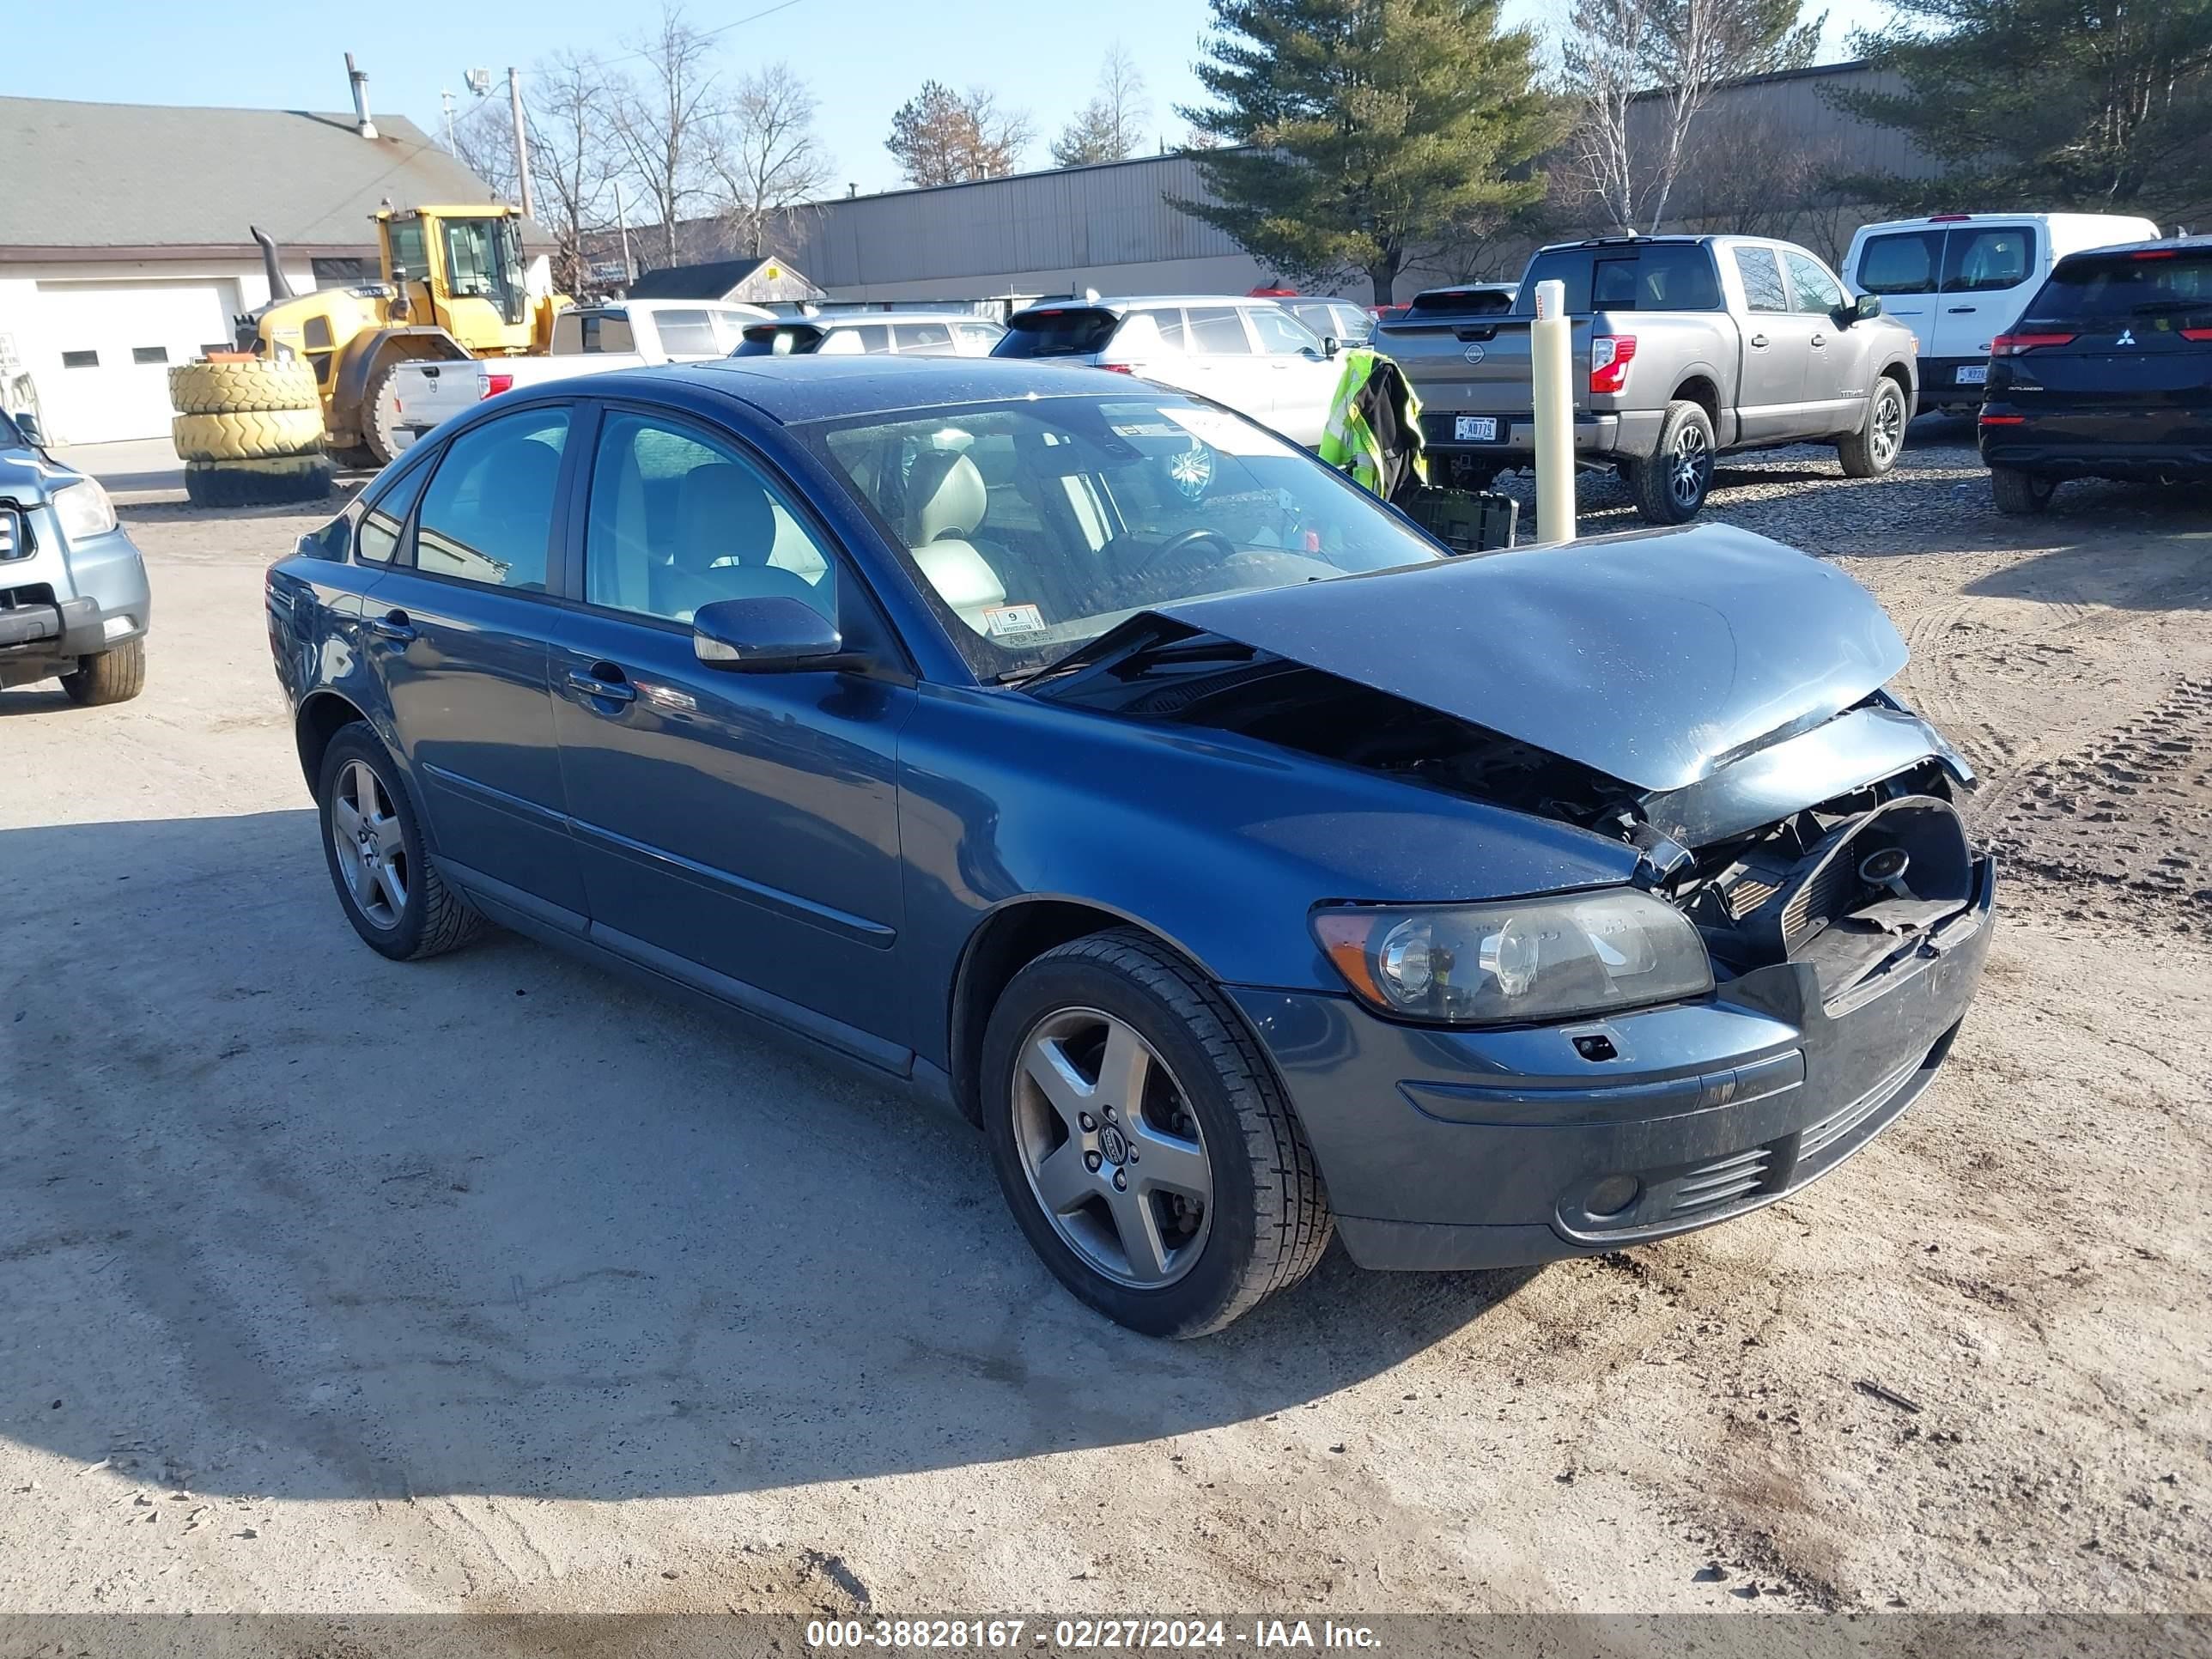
(1454, 416, 1499, 442)
(1955, 365, 1987, 386)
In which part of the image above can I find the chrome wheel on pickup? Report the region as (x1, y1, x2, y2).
(1840, 375, 1910, 479)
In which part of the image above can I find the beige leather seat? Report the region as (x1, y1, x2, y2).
(902, 451, 1007, 631)
(651, 461, 823, 621)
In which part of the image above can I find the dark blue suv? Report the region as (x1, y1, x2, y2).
(266, 357, 1994, 1337)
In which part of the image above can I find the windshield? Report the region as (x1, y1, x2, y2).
(806, 393, 1446, 678)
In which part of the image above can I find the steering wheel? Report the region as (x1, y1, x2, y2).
(1133, 526, 1239, 575)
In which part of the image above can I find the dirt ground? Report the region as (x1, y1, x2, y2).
(1, 425, 2206, 1619)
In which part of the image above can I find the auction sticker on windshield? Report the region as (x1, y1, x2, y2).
(981, 602, 1048, 641)
(1162, 405, 1291, 456)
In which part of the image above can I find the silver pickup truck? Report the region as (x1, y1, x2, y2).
(1376, 234, 1922, 522)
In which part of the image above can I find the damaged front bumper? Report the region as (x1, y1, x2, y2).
(1229, 856, 1996, 1271)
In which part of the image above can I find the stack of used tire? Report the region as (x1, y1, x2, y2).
(168, 358, 335, 507)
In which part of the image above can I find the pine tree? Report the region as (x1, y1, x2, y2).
(1831, 0, 2212, 222)
(1176, 0, 1564, 305)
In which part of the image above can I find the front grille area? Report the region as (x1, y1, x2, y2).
(1670, 1146, 1775, 1217)
(1799, 1053, 1924, 1162)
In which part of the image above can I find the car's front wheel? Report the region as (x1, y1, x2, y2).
(980, 930, 1333, 1338)
(59, 639, 144, 706)
(1990, 465, 2057, 515)
(316, 724, 484, 961)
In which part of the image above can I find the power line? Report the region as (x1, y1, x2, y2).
(595, 0, 810, 70)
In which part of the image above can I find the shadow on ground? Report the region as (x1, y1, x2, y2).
(0, 809, 1535, 1506)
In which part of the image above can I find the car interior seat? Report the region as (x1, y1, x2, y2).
(902, 450, 1009, 631)
(650, 460, 823, 622)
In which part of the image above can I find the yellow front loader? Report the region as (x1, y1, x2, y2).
(235, 205, 568, 465)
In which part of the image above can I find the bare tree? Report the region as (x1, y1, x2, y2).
(1561, 0, 1825, 234)
(609, 3, 727, 264)
(1665, 103, 1848, 242)
(885, 81, 1033, 187)
(1051, 44, 1151, 167)
(529, 50, 623, 290)
(710, 62, 834, 258)
(446, 94, 519, 203)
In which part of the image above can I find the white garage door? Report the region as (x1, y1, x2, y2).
(33, 278, 240, 445)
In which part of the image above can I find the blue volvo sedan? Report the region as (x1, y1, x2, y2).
(266, 357, 1995, 1337)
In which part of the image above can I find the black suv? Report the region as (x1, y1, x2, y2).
(1978, 235, 2212, 514)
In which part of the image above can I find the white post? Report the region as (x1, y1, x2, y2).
(507, 67, 536, 222)
(1530, 276, 1576, 544)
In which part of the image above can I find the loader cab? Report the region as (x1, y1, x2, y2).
(377, 208, 533, 348)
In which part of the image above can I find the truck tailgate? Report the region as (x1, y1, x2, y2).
(1374, 315, 1592, 445)
(389, 362, 489, 447)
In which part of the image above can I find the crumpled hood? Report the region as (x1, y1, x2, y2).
(1157, 523, 1907, 793)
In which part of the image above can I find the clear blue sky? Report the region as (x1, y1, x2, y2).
(4, 0, 1895, 198)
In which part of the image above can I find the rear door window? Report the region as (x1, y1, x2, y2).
(893, 321, 954, 353)
(1249, 306, 1322, 355)
(357, 460, 429, 564)
(1185, 307, 1254, 353)
(412, 407, 570, 591)
(1733, 246, 1791, 313)
(1943, 226, 2037, 294)
(1856, 231, 1943, 295)
(653, 309, 720, 354)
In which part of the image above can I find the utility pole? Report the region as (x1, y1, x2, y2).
(507, 67, 536, 221)
(613, 179, 635, 285)
(441, 88, 456, 151)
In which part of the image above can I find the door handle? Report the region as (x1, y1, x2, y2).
(566, 663, 637, 707)
(1749, 334, 1769, 349)
(367, 609, 415, 643)
(1811, 332, 1826, 347)
(1946, 306, 1977, 313)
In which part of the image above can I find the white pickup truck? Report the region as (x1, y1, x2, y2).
(386, 300, 772, 450)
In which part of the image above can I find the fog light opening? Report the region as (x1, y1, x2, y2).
(101, 616, 135, 641)
(1584, 1174, 1641, 1218)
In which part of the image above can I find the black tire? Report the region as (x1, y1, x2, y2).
(1630, 399, 1716, 524)
(1838, 374, 1909, 478)
(1990, 465, 2057, 516)
(59, 638, 144, 706)
(316, 723, 484, 962)
(980, 929, 1333, 1338)
(183, 455, 335, 508)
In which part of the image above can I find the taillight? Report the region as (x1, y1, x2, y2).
(1589, 335, 1637, 395)
(1097, 362, 1134, 374)
(1978, 413, 2026, 424)
(2182, 328, 2212, 342)
(2131, 248, 2178, 259)
(1990, 333, 2075, 356)
(482, 373, 514, 398)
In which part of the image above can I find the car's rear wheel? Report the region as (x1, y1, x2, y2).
(1990, 465, 2057, 515)
(1630, 400, 1715, 524)
(316, 724, 483, 961)
(59, 639, 144, 706)
(1838, 375, 1908, 478)
(980, 930, 1332, 1338)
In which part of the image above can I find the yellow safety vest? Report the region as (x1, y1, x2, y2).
(1319, 348, 1427, 497)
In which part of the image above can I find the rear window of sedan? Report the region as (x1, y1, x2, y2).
(2023, 246, 2212, 323)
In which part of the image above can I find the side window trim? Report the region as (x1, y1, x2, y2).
(353, 451, 434, 565)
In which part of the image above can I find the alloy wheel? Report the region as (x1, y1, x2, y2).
(330, 758, 409, 929)
(1871, 385, 1905, 467)
(1670, 422, 1711, 510)
(1012, 1006, 1213, 1288)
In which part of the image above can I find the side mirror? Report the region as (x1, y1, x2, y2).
(691, 595, 845, 671)
(12, 410, 46, 447)
(1322, 335, 1341, 358)
(1855, 293, 1883, 323)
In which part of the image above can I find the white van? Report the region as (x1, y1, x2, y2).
(1843, 213, 2161, 407)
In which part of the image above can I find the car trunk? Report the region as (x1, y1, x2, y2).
(2003, 247, 2212, 427)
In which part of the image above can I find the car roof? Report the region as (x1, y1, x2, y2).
(2051, 233, 2212, 264)
(637, 355, 1153, 423)
(762, 312, 1000, 328)
(1852, 211, 2163, 234)
(1013, 295, 1289, 318)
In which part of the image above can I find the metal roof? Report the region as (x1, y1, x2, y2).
(0, 94, 523, 254)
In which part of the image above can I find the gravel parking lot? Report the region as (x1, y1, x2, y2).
(2, 421, 2206, 1617)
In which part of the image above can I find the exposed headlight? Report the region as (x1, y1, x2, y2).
(52, 477, 118, 540)
(1311, 890, 1713, 1026)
